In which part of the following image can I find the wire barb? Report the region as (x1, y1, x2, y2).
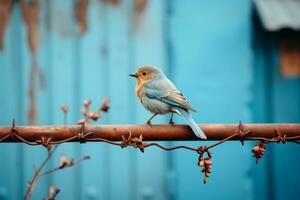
(238, 121, 252, 145)
(78, 123, 93, 143)
(274, 128, 286, 144)
(36, 137, 52, 151)
(10, 118, 17, 140)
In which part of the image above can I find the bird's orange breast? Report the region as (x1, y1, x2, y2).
(135, 82, 145, 99)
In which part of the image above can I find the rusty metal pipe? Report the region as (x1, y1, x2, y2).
(0, 123, 300, 143)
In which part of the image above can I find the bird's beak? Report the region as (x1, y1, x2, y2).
(129, 73, 137, 78)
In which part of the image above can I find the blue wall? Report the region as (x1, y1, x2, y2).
(0, 0, 299, 200)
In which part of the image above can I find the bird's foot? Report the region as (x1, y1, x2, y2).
(169, 120, 175, 126)
(146, 120, 152, 127)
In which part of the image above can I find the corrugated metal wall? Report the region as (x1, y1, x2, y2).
(0, 0, 299, 200)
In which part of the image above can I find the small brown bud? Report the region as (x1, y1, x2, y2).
(59, 154, 67, 168)
(77, 119, 88, 125)
(252, 142, 266, 164)
(87, 111, 100, 121)
(83, 100, 92, 108)
(61, 104, 69, 113)
(100, 98, 110, 112)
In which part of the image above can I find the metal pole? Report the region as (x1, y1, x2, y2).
(0, 123, 299, 143)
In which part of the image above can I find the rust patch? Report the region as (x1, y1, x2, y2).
(28, 59, 38, 125)
(21, 0, 40, 55)
(280, 37, 300, 78)
(0, 0, 13, 51)
(134, 0, 147, 13)
(75, 0, 89, 35)
(133, 0, 147, 31)
(21, 1, 44, 124)
(101, 0, 120, 6)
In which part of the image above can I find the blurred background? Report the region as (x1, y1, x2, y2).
(0, 0, 300, 199)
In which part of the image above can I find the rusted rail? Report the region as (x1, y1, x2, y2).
(0, 122, 300, 143)
(1, 121, 299, 184)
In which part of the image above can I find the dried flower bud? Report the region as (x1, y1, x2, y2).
(100, 98, 110, 112)
(44, 185, 60, 200)
(83, 100, 92, 108)
(252, 142, 266, 164)
(87, 111, 100, 121)
(198, 160, 205, 167)
(59, 154, 75, 169)
(77, 119, 89, 125)
(60, 104, 69, 114)
(59, 154, 67, 168)
(197, 148, 212, 184)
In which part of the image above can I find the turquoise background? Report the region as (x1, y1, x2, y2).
(0, 0, 299, 200)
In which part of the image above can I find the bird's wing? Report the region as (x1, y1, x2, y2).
(144, 79, 197, 112)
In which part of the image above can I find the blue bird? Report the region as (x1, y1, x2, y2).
(130, 66, 207, 139)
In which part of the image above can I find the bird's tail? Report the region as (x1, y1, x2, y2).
(177, 108, 207, 139)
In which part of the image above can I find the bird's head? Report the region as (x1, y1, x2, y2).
(130, 66, 163, 83)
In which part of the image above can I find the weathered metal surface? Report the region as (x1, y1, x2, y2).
(0, 123, 299, 142)
(1, 0, 299, 200)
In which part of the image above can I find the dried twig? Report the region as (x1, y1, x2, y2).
(43, 185, 60, 200)
(24, 145, 59, 200)
(40, 155, 90, 177)
(24, 145, 90, 200)
(60, 104, 69, 125)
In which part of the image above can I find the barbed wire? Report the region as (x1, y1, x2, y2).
(1, 118, 300, 184)
(1, 100, 300, 185)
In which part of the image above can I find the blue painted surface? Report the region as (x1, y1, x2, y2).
(0, 0, 299, 200)
(169, 1, 253, 199)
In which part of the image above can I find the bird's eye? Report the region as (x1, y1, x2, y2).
(142, 72, 147, 76)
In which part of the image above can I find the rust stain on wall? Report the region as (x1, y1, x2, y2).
(134, 0, 147, 13)
(0, 0, 13, 51)
(133, 0, 147, 31)
(21, 1, 40, 54)
(21, 0, 44, 125)
(101, 0, 121, 6)
(280, 37, 300, 78)
(75, 0, 89, 35)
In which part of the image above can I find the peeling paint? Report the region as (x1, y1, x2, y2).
(280, 37, 300, 77)
(28, 60, 38, 125)
(21, 0, 44, 125)
(75, 0, 89, 35)
(21, 0, 40, 55)
(101, 0, 120, 6)
(134, 0, 147, 13)
(0, 0, 13, 51)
